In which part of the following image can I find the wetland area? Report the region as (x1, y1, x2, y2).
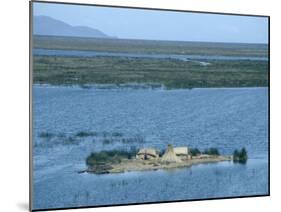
(32, 36, 269, 210)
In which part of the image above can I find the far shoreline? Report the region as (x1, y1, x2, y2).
(32, 83, 269, 91)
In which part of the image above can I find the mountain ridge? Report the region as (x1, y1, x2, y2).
(33, 16, 111, 38)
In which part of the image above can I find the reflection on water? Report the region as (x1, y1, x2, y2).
(32, 86, 268, 210)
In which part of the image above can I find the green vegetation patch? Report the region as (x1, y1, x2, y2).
(233, 147, 248, 163)
(189, 148, 201, 156)
(189, 147, 220, 156)
(33, 55, 268, 88)
(203, 147, 220, 156)
(86, 149, 138, 167)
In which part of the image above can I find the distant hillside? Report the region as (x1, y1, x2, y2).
(33, 16, 110, 38)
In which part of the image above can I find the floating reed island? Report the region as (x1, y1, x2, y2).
(83, 145, 247, 174)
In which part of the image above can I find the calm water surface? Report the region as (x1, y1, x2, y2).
(32, 86, 269, 210)
(33, 48, 268, 61)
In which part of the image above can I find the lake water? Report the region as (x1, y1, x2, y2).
(33, 48, 268, 61)
(32, 86, 269, 210)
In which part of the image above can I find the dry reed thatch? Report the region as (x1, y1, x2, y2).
(161, 144, 181, 163)
(136, 148, 159, 160)
(174, 147, 188, 156)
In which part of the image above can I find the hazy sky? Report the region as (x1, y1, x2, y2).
(33, 2, 268, 44)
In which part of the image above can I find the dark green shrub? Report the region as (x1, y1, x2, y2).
(233, 147, 248, 164)
(189, 148, 201, 156)
(203, 147, 220, 156)
(86, 149, 137, 167)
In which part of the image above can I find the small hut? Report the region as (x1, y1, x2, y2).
(161, 144, 181, 163)
(174, 147, 189, 156)
(136, 148, 159, 160)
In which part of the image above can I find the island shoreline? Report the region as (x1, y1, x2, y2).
(83, 155, 232, 174)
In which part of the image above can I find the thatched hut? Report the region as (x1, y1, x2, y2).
(136, 148, 159, 160)
(161, 144, 181, 163)
(174, 147, 188, 156)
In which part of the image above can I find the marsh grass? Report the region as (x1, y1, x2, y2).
(61, 136, 78, 145)
(34, 55, 268, 88)
(102, 131, 110, 138)
(36, 133, 78, 147)
(76, 131, 97, 137)
(102, 138, 114, 145)
(36, 130, 147, 148)
(112, 132, 123, 137)
(121, 134, 145, 144)
(39, 132, 55, 139)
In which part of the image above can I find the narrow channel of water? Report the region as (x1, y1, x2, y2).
(33, 48, 268, 61)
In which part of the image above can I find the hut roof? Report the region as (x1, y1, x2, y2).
(161, 145, 181, 163)
(174, 147, 188, 155)
(137, 148, 158, 157)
